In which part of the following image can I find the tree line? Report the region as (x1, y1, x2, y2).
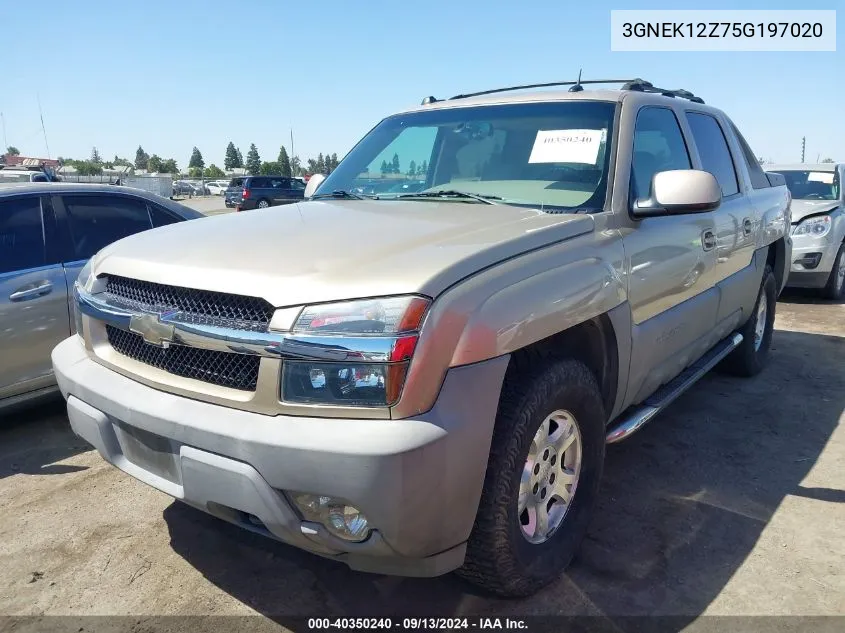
(222, 141, 339, 178)
(54, 143, 343, 179)
(379, 153, 427, 177)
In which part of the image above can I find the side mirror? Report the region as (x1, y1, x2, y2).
(304, 174, 326, 198)
(633, 169, 721, 218)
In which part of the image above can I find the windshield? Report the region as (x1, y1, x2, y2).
(316, 101, 617, 211)
(779, 170, 840, 201)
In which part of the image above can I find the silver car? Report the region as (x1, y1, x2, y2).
(769, 163, 845, 298)
(0, 183, 202, 412)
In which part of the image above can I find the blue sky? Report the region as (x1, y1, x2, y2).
(1, 0, 842, 167)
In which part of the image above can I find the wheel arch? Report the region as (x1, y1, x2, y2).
(766, 236, 788, 296)
(504, 310, 625, 423)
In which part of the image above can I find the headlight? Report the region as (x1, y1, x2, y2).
(793, 215, 832, 237)
(75, 260, 93, 291)
(282, 296, 430, 407)
(293, 295, 429, 335)
(73, 261, 94, 337)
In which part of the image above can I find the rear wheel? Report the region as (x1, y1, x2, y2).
(257, 198, 270, 209)
(719, 264, 776, 377)
(458, 359, 605, 598)
(821, 243, 845, 300)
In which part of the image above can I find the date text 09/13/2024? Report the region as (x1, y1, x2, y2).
(307, 618, 528, 630)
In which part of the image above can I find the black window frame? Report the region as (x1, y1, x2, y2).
(629, 105, 694, 209)
(684, 111, 741, 198)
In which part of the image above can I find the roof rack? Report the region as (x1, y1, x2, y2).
(420, 77, 704, 105)
(620, 79, 705, 103)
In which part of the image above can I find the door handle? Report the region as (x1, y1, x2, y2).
(10, 281, 53, 302)
(743, 217, 753, 236)
(701, 230, 717, 252)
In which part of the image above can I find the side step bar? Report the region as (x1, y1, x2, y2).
(605, 332, 743, 444)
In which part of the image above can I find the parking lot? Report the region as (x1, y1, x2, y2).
(0, 287, 842, 623)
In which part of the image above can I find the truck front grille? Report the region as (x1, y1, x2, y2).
(106, 325, 260, 392)
(103, 275, 274, 332)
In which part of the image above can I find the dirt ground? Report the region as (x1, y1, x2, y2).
(175, 195, 231, 216)
(1, 290, 843, 625)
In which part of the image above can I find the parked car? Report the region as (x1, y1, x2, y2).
(190, 181, 210, 196)
(206, 180, 229, 195)
(0, 167, 56, 185)
(767, 163, 844, 298)
(172, 181, 196, 197)
(53, 79, 790, 597)
(1, 183, 202, 412)
(223, 175, 306, 210)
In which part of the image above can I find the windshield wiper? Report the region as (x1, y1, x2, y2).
(310, 189, 366, 200)
(395, 190, 501, 205)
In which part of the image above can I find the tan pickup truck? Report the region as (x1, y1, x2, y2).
(52, 79, 791, 597)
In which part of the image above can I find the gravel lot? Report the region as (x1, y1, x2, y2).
(173, 195, 231, 216)
(1, 290, 843, 625)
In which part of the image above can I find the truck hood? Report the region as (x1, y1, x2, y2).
(93, 199, 594, 307)
(791, 200, 841, 223)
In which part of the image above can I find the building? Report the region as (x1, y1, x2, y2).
(1, 155, 60, 168)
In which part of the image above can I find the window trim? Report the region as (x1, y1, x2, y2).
(683, 109, 742, 200)
(629, 105, 694, 213)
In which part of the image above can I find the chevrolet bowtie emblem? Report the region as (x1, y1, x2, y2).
(129, 311, 178, 348)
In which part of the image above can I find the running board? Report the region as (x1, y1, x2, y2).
(605, 332, 743, 444)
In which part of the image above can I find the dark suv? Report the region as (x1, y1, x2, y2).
(224, 176, 306, 211)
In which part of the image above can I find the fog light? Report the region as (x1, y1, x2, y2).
(796, 252, 823, 269)
(290, 492, 371, 542)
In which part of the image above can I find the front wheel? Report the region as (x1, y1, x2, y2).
(821, 243, 845, 300)
(458, 359, 606, 598)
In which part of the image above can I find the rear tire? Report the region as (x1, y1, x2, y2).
(457, 359, 605, 598)
(821, 243, 845, 300)
(719, 264, 776, 377)
(257, 199, 270, 209)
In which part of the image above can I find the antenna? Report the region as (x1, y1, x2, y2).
(290, 128, 295, 173)
(569, 69, 584, 92)
(37, 94, 51, 159)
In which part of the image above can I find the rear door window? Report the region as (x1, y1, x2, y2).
(0, 196, 46, 274)
(62, 195, 153, 260)
(729, 122, 771, 190)
(685, 112, 740, 197)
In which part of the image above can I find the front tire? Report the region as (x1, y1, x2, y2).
(458, 359, 606, 598)
(821, 243, 845, 300)
(719, 264, 776, 377)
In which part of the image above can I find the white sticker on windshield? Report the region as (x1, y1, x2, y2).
(528, 129, 604, 164)
(807, 172, 834, 184)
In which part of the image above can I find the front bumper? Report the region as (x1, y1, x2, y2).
(786, 231, 838, 288)
(52, 336, 508, 577)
